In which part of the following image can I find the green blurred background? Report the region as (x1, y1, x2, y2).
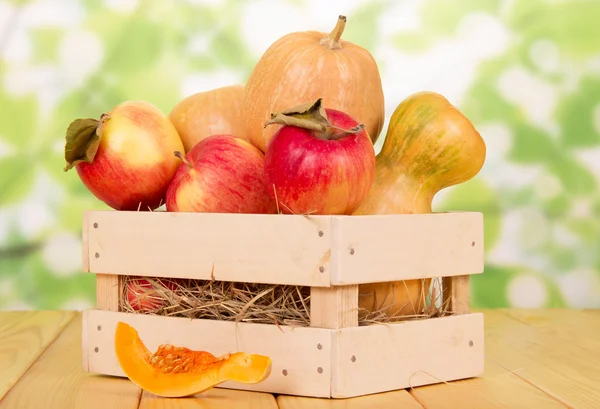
(0, 0, 599, 310)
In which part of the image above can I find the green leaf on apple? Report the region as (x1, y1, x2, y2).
(63, 117, 103, 171)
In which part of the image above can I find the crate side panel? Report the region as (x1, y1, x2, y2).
(85, 211, 333, 287)
(83, 310, 333, 398)
(333, 313, 484, 398)
(335, 212, 484, 284)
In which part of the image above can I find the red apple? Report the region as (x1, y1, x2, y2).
(125, 278, 179, 312)
(263, 100, 376, 215)
(63, 100, 185, 211)
(165, 134, 277, 213)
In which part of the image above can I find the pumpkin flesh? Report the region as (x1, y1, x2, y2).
(243, 16, 385, 152)
(354, 91, 486, 318)
(114, 321, 272, 397)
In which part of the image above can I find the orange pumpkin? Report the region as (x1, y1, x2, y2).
(114, 321, 272, 397)
(243, 15, 385, 152)
(169, 84, 247, 152)
(354, 91, 486, 319)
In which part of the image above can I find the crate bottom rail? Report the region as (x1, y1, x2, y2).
(82, 309, 484, 399)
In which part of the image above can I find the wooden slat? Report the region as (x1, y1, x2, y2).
(139, 388, 279, 408)
(334, 212, 484, 284)
(481, 309, 600, 408)
(277, 390, 424, 408)
(332, 313, 484, 398)
(310, 285, 358, 328)
(83, 309, 333, 398)
(0, 313, 141, 409)
(0, 311, 76, 401)
(443, 275, 471, 314)
(96, 274, 120, 311)
(84, 210, 333, 287)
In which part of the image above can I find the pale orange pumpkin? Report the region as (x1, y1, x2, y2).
(243, 15, 385, 153)
(169, 84, 247, 152)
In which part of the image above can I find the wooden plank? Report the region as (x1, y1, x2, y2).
(332, 313, 484, 398)
(139, 388, 279, 408)
(408, 370, 568, 409)
(0, 313, 141, 409)
(83, 309, 333, 398)
(85, 210, 333, 287)
(96, 274, 120, 311)
(0, 311, 76, 401)
(443, 275, 470, 314)
(334, 212, 484, 284)
(407, 310, 584, 409)
(480, 309, 600, 408)
(310, 285, 358, 329)
(502, 308, 600, 352)
(277, 390, 424, 409)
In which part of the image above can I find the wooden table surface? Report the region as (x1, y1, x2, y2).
(0, 309, 598, 408)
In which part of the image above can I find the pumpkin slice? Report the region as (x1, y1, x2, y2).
(114, 321, 272, 397)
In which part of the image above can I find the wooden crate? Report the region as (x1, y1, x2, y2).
(81, 210, 485, 399)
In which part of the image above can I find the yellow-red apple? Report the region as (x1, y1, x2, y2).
(125, 278, 179, 312)
(63, 100, 184, 211)
(165, 134, 277, 213)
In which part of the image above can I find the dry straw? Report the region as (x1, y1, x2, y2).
(119, 275, 452, 327)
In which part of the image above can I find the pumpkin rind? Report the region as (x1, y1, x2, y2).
(243, 16, 385, 153)
(169, 84, 248, 152)
(114, 321, 272, 397)
(354, 91, 486, 318)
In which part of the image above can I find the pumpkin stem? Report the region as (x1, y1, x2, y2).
(174, 151, 193, 170)
(320, 15, 346, 50)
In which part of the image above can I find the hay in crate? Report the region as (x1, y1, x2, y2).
(119, 275, 449, 327)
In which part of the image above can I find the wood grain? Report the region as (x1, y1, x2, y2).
(408, 370, 568, 409)
(406, 309, 600, 409)
(84, 210, 333, 287)
(310, 285, 358, 328)
(334, 212, 484, 284)
(332, 313, 484, 398)
(482, 309, 600, 409)
(139, 388, 278, 408)
(96, 274, 120, 311)
(0, 310, 76, 401)
(277, 390, 424, 409)
(0, 313, 141, 409)
(443, 275, 471, 314)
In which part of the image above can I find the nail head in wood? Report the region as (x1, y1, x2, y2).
(319, 266, 324, 273)
(94, 347, 99, 353)
(93, 222, 98, 228)
(95, 252, 100, 258)
(349, 248, 355, 255)
(282, 369, 288, 376)
(317, 367, 323, 374)
(351, 355, 356, 362)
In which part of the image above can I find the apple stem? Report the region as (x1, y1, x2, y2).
(325, 123, 365, 140)
(174, 151, 193, 169)
(320, 15, 346, 50)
